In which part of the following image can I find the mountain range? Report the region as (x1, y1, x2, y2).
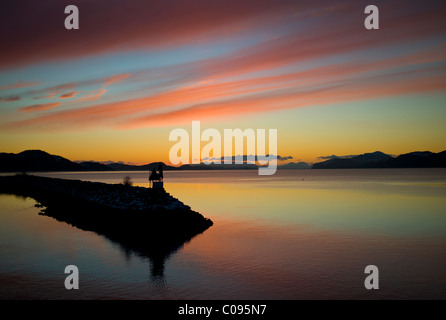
(312, 151, 446, 169)
(0, 149, 445, 172)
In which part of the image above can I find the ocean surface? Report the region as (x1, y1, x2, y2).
(0, 169, 445, 299)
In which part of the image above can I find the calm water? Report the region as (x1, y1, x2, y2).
(1, 169, 445, 299)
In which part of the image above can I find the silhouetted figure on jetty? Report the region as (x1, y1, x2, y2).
(149, 164, 164, 189)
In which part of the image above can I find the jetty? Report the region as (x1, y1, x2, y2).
(0, 174, 213, 278)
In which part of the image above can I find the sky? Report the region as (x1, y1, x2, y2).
(0, 0, 445, 165)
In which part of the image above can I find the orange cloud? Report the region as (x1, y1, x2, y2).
(5, 58, 445, 132)
(19, 103, 61, 113)
(103, 74, 130, 86)
(119, 71, 446, 128)
(57, 91, 79, 99)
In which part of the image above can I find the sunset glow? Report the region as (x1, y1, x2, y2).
(1, 0, 445, 164)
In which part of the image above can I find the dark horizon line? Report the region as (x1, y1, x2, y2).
(1, 149, 446, 172)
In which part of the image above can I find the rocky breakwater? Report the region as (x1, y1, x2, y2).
(0, 174, 213, 277)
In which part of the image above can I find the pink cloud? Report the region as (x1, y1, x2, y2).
(2, 0, 443, 71)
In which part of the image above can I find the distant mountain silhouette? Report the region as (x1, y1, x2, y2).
(0, 150, 176, 172)
(78, 161, 112, 171)
(0, 150, 82, 172)
(106, 162, 177, 171)
(312, 151, 392, 169)
(378, 151, 446, 168)
(1, 149, 445, 172)
(0, 150, 272, 172)
(179, 163, 259, 170)
(312, 151, 446, 169)
(279, 161, 311, 169)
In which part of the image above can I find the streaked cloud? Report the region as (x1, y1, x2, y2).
(0, 81, 41, 90)
(76, 89, 107, 102)
(0, 0, 445, 135)
(103, 74, 131, 86)
(29, 73, 130, 101)
(3, 50, 446, 131)
(0, 0, 326, 67)
(19, 103, 61, 113)
(0, 96, 20, 102)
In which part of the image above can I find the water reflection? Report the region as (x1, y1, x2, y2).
(39, 203, 208, 280)
(0, 190, 208, 281)
(1, 169, 446, 299)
